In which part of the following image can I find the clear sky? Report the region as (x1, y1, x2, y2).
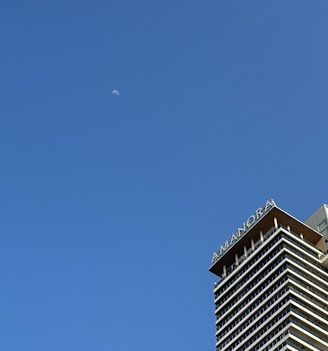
(1, 1, 328, 350)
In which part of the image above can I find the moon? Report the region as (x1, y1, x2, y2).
(112, 89, 120, 96)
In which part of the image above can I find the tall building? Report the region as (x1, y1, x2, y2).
(209, 200, 328, 351)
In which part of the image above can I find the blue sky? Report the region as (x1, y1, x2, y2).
(1, 1, 328, 350)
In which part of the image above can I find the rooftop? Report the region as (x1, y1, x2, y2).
(209, 203, 325, 277)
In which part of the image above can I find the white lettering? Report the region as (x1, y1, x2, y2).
(237, 222, 247, 236)
(213, 199, 277, 261)
(212, 252, 219, 263)
(265, 199, 276, 212)
(246, 215, 256, 227)
(219, 241, 229, 255)
(230, 233, 239, 244)
(256, 207, 263, 219)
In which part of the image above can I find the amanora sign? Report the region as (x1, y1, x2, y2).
(212, 199, 276, 263)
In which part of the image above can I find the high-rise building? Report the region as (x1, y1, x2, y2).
(209, 200, 328, 351)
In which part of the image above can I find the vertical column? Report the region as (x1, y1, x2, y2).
(260, 230, 263, 242)
(274, 217, 278, 229)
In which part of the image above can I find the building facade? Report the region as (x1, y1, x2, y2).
(209, 200, 328, 351)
